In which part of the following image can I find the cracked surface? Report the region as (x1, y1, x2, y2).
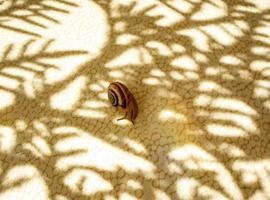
(0, 0, 270, 199)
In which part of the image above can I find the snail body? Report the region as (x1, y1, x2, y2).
(108, 82, 138, 124)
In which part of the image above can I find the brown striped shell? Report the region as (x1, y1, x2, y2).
(108, 82, 138, 124)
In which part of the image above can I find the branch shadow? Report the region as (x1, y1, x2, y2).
(0, 0, 79, 37)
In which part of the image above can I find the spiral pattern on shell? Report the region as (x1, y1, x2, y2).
(108, 89, 118, 106)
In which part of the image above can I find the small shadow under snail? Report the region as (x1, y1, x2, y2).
(108, 81, 138, 124)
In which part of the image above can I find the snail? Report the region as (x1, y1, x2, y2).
(108, 81, 138, 124)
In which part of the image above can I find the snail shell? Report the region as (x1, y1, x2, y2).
(108, 82, 138, 124)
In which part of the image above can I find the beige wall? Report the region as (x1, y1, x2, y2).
(0, 0, 270, 199)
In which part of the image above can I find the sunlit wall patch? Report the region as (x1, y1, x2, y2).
(159, 109, 187, 122)
(54, 127, 156, 179)
(170, 144, 244, 200)
(191, 0, 227, 21)
(63, 169, 113, 195)
(206, 123, 248, 137)
(50, 76, 87, 111)
(0, 90, 15, 110)
(0, 165, 48, 200)
(171, 55, 199, 71)
(0, 126, 16, 153)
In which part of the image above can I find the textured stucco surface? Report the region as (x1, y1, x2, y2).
(0, 0, 270, 199)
